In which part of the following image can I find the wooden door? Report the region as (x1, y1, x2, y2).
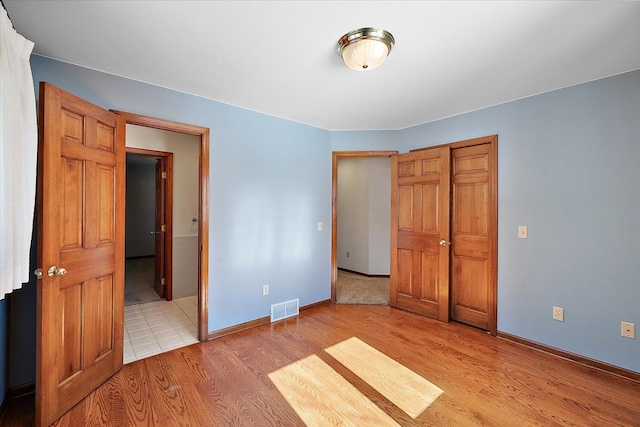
(390, 147, 451, 321)
(450, 142, 497, 332)
(154, 157, 166, 298)
(36, 82, 125, 426)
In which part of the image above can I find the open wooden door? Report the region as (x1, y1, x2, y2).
(154, 157, 167, 298)
(390, 147, 451, 321)
(36, 82, 125, 426)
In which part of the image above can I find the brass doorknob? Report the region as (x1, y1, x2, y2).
(47, 266, 67, 277)
(439, 239, 447, 246)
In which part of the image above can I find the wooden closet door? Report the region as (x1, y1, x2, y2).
(390, 147, 451, 321)
(450, 142, 497, 332)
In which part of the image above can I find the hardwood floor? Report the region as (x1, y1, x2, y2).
(3, 304, 640, 426)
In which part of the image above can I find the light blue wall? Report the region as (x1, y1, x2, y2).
(332, 69, 640, 373)
(30, 55, 332, 331)
(330, 129, 399, 152)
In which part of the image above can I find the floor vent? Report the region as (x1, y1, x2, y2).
(271, 298, 299, 322)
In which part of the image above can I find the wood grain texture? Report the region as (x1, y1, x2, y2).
(409, 135, 498, 335)
(391, 148, 451, 322)
(451, 140, 497, 334)
(5, 305, 639, 426)
(325, 337, 443, 419)
(37, 83, 125, 427)
(269, 354, 401, 426)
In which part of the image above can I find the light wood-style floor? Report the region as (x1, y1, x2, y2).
(3, 304, 640, 426)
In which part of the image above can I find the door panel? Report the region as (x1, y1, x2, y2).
(61, 159, 83, 248)
(37, 82, 125, 426)
(96, 164, 116, 244)
(396, 249, 413, 295)
(84, 275, 115, 363)
(454, 181, 488, 234)
(420, 183, 439, 232)
(398, 185, 414, 230)
(420, 252, 439, 302)
(390, 148, 450, 321)
(59, 284, 82, 382)
(450, 143, 495, 331)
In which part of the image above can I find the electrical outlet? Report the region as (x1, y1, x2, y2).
(263, 284, 269, 296)
(346, 251, 350, 258)
(552, 306, 564, 321)
(621, 322, 635, 339)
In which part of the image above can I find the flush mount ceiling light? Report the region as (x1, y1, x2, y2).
(336, 27, 395, 71)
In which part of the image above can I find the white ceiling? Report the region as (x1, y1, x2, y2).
(5, 1, 640, 131)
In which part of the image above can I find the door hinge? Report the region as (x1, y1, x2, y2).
(161, 171, 167, 179)
(161, 224, 167, 232)
(161, 278, 166, 285)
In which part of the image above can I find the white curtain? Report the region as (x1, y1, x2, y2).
(0, 6, 37, 300)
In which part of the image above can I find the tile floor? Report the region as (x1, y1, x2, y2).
(125, 257, 161, 307)
(124, 295, 199, 364)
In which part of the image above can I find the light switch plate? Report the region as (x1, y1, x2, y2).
(317, 222, 323, 231)
(518, 226, 528, 239)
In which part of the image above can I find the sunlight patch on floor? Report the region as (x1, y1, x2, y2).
(268, 354, 400, 427)
(325, 337, 443, 419)
(268, 337, 443, 425)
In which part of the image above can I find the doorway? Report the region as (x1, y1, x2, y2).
(124, 149, 173, 306)
(115, 111, 210, 342)
(331, 151, 397, 303)
(121, 121, 206, 363)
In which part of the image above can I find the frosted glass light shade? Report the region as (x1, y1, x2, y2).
(337, 28, 395, 72)
(341, 39, 389, 71)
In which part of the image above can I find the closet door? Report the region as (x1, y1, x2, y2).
(450, 142, 497, 333)
(390, 147, 451, 321)
(390, 135, 497, 335)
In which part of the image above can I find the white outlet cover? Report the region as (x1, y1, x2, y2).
(552, 306, 564, 321)
(518, 225, 528, 239)
(621, 322, 635, 339)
